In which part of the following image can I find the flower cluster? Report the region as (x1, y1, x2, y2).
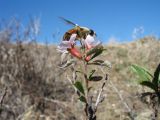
(57, 33, 101, 62)
(57, 24, 107, 120)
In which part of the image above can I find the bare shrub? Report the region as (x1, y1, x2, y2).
(0, 18, 76, 120)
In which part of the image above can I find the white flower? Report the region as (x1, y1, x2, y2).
(83, 34, 101, 49)
(57, 34, 83, 63)
(57, 34, 77, 53)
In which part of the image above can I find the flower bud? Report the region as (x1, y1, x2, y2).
(85, 55, 91, 62)
(68, 47, 82, 59)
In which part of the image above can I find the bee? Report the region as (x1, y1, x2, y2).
(59, 17, 96, 41)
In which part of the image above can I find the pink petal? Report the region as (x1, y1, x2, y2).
(69, 34, 77, 43)
(85, 35, 101, 49)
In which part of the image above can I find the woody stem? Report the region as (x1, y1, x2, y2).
(83, 60, 89, 119)
(84, 61, 88, 99)
(81, 40, 89, 119)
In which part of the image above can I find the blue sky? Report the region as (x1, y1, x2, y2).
(0, 0, 160, 44)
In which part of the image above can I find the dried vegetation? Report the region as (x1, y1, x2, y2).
(0, 20, 160, 120)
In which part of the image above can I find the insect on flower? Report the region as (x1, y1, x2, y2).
(57, 34, 82, 61)
(83, 34, 101, 49)
(59, 17, 97, 41)
(58, 17, 102, 62)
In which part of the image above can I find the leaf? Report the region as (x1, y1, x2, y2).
(76, 91, 81, 96)
(131, 64, 153, 83)
(79, 96, 87, 103)
(86, 45, 104, 61)
(58, 59, 75, 68)
(88, 60, 104, 65)
(90, 47, 103, 60)
(105, 74, 108, 81)
(88, 87, 92, 92)
(140, 81, 156, 91)
(140, 92, 153, 98)
(89, 70, 96, 79)
(93, 60, 104, 64)
(86, 45, 103, 56)
(88, 60, 112, 68)
(152, 64, 160, 88)
(74, 81, 85, 95)
(76, 70, 83, 74)
(89, 76, 103, 81)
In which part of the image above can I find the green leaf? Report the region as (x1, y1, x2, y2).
(88, 87, 92, 92)
(89, 76, 103, 81)
(93, 60, 104, 63)
(86, 45, 103, 56)
(86, 45, 104, 61)
(74, 81, 85, 95)
(152, 64, 160, 88)
(88, 60, 104, 66)
(140, 81, 156, 91)
(79, 96, 87, 103)
(131, 64, 153, 83)
(59, 59, 75, 68)
(140, 92, 153, 98)
(89, 70, 96, 79)
(88, 60, 112, 68)
(90, 48, 103, 60)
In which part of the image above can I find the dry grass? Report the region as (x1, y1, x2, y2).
(0, 20, 160, 120)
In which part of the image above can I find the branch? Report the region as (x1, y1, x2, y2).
(66, 75, 77, 91)
(0, 87, 8, 107)
(109, 81, 135, 120)
(95, 82, 105, 111)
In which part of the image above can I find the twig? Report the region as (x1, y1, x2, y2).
(44, 97, 69, 108)
(86, 67, 108, 120)
(100, 67, 135, 120)
(95, 82, 105, 111)
(83, 61, 88, 101)
(0, 87, 8, 107)
(110, 81, 131, 112)
(109, 81, 135, 120)
(66, 75, 77, 91)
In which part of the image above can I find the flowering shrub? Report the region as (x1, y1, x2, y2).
(57, 33, 102, 61)
(57, 26, 111, 120)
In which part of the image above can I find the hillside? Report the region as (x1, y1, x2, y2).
(0, 36, 160, 120)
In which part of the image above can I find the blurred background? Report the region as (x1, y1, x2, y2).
(0, 0, 160, 120)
